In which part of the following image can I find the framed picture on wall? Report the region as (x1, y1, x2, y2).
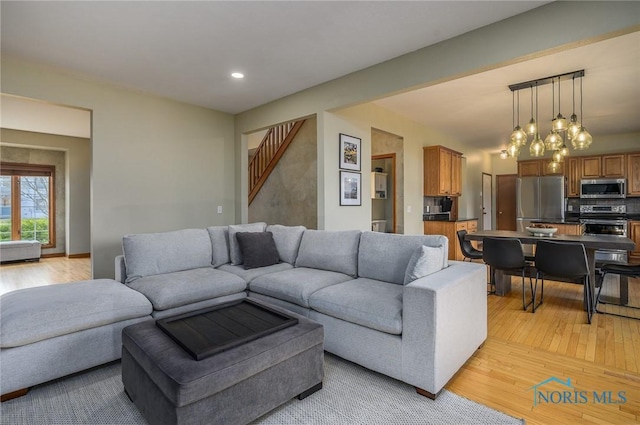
(339, 133, 361, 171)
(339, 171, 361, 206)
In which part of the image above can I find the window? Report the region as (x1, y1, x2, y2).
(0, 162, 55, 248)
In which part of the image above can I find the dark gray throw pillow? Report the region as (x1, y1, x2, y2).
(235, 231, 280, 269)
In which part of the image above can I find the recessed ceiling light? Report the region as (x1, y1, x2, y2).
(231, 72, 244, 79)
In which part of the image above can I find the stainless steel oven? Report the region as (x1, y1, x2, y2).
(580, 178, 626, 199)
(580, 205, 628, 264)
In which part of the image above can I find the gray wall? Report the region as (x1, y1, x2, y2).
(1, 129, 90, 256)
(1, 58, 236, 278)
(249, 116, 317, 229)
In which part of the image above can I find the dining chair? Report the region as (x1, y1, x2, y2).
(595, 263, 640, 320)
(533, 240, 593, 324)
(456, 230, 483, 262)
(482, 237, 534, 308)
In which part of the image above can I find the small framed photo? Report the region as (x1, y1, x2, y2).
(339, 133, 361, 171)
(340, 171, 361, 206)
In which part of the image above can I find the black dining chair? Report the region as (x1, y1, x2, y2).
(456, 230, 483, 262)
(595, 263, 640, 320)
(533, 240, 593, 324)
(482, 237, 534, 308)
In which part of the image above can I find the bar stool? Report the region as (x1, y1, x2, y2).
(456, 230, 482, 262)
(595, 263, 640, 320)
(482, 237, 534, 308)
(533, 240, 593, 324)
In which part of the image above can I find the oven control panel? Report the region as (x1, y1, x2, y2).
(579, 205, 626, 214)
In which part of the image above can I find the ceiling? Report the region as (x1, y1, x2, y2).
(2, 1, 638, 153)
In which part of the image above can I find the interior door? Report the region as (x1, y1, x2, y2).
(496, 174, 517, 231)
(481, 173, 492, 230)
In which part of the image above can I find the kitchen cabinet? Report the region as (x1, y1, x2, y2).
(629, 221, 640, 264)
(554, 223, 584, 236)
(371, 172, 387, 199)
(627, 153, 640, 196)
(424, 219, 478, 261)
(566, 157, 581, 197)
(423, 146, 463, 196)
(517, 159, 563, 177)
(580, 154, 625, 178)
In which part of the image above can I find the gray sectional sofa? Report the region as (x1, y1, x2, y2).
(114, 223, 488, 398)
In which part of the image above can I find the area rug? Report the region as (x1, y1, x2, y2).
(0, 353, 523, 425)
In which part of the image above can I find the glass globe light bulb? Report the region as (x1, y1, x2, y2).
(525, 118, 537, 136)
(529, 133, 545, 157)
(567, 113, 581, 139)
(552, 113, 568, 132)
(510, 126, 528, 147)
(559, 143, 569, 157)
(571, 127, 592, 150)
(544, 130, 563, 150)
(552, 149, 564, 163)
(547, 160, 561, 174)
(499, 150, 509, 160)
(506, 142, 520, 158)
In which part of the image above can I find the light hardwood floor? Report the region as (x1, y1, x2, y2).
(1, 258, 638, 424)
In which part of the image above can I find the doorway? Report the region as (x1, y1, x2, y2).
(371, 154, 396, 233)
(481, 173, 492, 230)
(496, 174, 517, 230)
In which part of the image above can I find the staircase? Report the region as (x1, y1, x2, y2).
(248, 119, 305, 204)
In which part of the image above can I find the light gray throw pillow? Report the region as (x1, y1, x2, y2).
(403, 245, 445, 284)
(228, 222, 267, 265)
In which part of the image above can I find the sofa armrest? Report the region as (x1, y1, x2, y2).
(115, 255, 127, 283)
(401, 260, 487, 395)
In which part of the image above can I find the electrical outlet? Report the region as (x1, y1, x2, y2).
(217, 206, 223, 214)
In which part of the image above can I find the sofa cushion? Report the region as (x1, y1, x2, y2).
(295, 229, 361, 277)
(218, 263, 294, 284)
(357, 231, 448, 285)
(0, 279, 152, 348)
(266, 224, 306, 265)
(235, 231, 280, 269)
(404, 244, 446, 284)
(309, 278, 403, 335)
(228, 222, 267, 265)
(206, 226, 230, 267)
(127, 268, 246, 311)
(249, 267, 352, 308)
(123, 229, 213, 283)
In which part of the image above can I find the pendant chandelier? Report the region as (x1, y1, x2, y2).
(502, 70, 592, 169)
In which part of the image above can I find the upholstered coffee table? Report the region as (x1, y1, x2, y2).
(122, 298, 324, 425)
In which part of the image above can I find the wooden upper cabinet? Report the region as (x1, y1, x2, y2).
(602, 154, 625, 177)
(566, 157, 581, 197)
(423, 145, 463, 196)
(580, 156, 601, 178)
(518, 160, 541, 177)
(628, 153, 640, 197)
(580, 154, 624, 178)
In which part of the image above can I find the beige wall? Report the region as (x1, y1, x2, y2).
(1, 129, 91, 256)
(235, 2, 639, 232)
(249, 117, 318, 229)
(1, 57, 235, 278)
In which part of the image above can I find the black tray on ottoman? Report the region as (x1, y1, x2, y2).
(156, 299, 299, 361)
(121, 298, 324, 425)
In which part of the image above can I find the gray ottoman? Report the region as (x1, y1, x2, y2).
(121, 299, 324, 425)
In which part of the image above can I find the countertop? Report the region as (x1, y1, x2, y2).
(423, 216, 478, 223)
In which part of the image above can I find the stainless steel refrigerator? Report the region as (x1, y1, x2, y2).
(516, 175, 565, 232)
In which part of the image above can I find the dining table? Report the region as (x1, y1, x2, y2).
(465, 230, 636, 310)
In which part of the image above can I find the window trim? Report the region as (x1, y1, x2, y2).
(1, 162, 56, 249)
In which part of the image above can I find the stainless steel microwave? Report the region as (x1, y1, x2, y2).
(580, 178, 626, 199)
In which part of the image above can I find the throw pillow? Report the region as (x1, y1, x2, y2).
(403, 245, 445, 285)
(235, 231, 280, 269)
(228, 222, 267, 265)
